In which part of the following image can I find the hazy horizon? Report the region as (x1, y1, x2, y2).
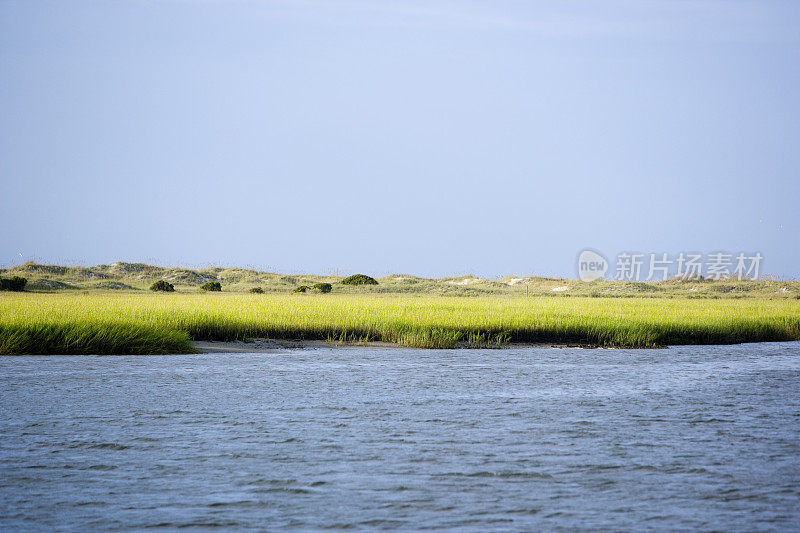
(2, 1, 798, 279)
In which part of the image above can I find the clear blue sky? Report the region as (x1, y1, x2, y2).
(1, 0, 798, 278)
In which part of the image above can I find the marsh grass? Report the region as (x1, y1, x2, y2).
(1, 292, 799, 354)
(0, 320, 194, 355)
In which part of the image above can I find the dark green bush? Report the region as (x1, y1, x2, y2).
(249, 287, 264, 294)
(341, 274, 378, 286)
(313, 282, 332, 293)
(0, 276, 27, 291)
(294, 285, 309, 293)
(150, 280, 174, 292)
(200, 281, 222, 292)
(12, 276, 27, 291)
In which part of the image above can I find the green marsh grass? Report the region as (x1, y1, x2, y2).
(1, 292, 799, 354)
(0, 320, 194, 355)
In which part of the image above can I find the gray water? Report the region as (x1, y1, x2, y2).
(1, 343, 799, 531)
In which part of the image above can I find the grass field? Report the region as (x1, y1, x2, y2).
(1, 292, 799, 354)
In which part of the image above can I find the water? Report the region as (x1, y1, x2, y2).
(1, 343, 799, 531)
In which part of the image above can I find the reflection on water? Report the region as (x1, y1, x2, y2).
(1, 342, 799, 530)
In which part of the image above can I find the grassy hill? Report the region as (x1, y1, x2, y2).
(1, 261, 798, 299)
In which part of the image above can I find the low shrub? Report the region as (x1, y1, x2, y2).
(150, 280, 174, 292)
(200, 281, 222, 292)
(27, 279, 76, 291)
(341, 274, 378, 286)
(313, 282, 332, 293)
(0, 276, 27, 292)
(294, 285, 309, 293)
(249, 287, 264, 294)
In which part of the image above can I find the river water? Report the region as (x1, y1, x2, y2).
(1, 343, 799, 531)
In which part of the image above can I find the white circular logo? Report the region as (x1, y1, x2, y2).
(577, 249, 608, 281)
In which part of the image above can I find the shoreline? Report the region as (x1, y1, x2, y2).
(192, 339, 662, 353)
(4, 339, 797, 356)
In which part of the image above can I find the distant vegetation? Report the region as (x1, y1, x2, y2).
(294, 285, 309, 293)
(150, 280, 174, 292)
(313, 282, 332, 293)
(1, 293, 798, 354)
(1, 261, 798, 299)
(200, 281, 222, 292)
(0, 276, 27, 292)
(27, 279, 76, 291)
(249, 287, 264, 294)
(342, 274, 378, 286)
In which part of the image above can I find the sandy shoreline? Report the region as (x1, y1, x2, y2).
(193, 339, 612, 353)
(194, 339, 402, 353)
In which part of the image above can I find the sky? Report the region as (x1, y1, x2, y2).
(1, 0, 798, 279)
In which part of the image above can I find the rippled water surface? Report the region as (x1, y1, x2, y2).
(2, 343, 799, 531)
